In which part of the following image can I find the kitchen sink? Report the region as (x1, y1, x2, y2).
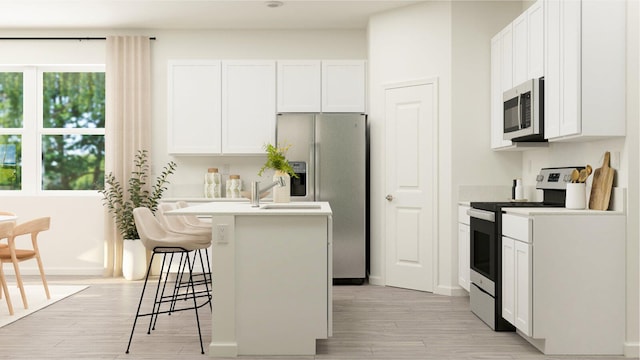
(259, 203, 322, 210)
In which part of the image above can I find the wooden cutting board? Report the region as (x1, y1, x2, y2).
(589, 151, 615, 210)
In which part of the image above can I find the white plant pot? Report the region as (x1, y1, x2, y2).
(272, 171, 291, 203)
(122, 239, 147, 281)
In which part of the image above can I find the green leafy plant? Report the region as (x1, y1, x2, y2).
(99, 150, 177, 239)
(258, 143, 299, 178)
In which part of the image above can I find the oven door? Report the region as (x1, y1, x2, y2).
(467, 208, 497, 293)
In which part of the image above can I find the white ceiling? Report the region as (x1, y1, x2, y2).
(0, 0, 426, 30)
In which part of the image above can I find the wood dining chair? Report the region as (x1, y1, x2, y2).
(0, 217, 51, 309)
(0, 211, 16, 250)
(0, 221, 15, 315)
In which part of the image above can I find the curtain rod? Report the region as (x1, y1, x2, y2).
(0, 37, 156, 41)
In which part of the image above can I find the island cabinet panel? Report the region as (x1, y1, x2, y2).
(167, 60, 222, 154)
(235, 215, 328, 355)
(173, 201, 334, 357)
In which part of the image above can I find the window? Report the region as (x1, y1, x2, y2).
(0, 66, 105, 193)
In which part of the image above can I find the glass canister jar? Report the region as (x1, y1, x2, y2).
(204, 167, 221, 198)
(226, 175, 242, 198)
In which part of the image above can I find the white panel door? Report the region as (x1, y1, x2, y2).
(222, 60, 276, 154)
(384, 80, 436, 292)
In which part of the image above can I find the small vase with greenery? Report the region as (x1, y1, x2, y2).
(99, 149, 177, 240)
(258, 143, 298, 203)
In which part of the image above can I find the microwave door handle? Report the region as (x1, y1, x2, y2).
(517, 93, 522, 129)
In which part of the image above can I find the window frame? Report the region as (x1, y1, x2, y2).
(0, 64, 106, 195)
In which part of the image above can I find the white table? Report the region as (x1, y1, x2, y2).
(169, 202, 333, 357)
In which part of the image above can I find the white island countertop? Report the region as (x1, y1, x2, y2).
(168, 201, 332, 216)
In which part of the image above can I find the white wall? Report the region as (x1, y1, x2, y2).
(150, 29, 367, 198)
(0, 28, 366, 275)
(368, 1, 525, 294)
(0, 35, 107, 275)
(368, 1, 452, 290)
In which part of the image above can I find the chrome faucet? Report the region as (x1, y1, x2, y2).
(251, 177, 286, 207)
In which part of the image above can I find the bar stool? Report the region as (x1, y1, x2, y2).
(126, 207, 212, 355)
(156, 203, 212, 309)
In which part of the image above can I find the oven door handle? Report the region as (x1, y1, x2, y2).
(466, 208, 495, 222)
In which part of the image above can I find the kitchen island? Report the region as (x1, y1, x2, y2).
(169, 201, 332, 357)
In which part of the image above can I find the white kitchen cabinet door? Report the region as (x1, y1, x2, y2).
(527, 0, 544, 79)
(277, 60, 321, 113)
(512, 12, 528, 86)
(167, 60, 222, 154)
(500, 25, 513, 93)
(222, 60, 276, 154)
(545, 0, 625, 141)
(559, 0, 582, 138)
(458, 222, 470, 292)
(544, 0, 561, 139)
(501, 236, 515, 324)
(514, 239, 532, 336)
(321, 60, 366, 113)
(490, 30, 513, 150)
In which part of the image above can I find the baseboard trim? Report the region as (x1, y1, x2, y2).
(367, 275, 384, 286)
(435, 284, 469, 297)
(624, 341, 639, 358)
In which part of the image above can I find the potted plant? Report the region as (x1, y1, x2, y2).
(99, 149, 177, 280)
(258, 143, 298, 203)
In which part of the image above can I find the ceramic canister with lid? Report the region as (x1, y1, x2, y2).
(204, 167, 221, 198)
(226, 175, 242, 198)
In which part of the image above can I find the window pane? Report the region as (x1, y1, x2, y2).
(0, 135, 21, 190)
(42, 72, 105, 129)
(42, 134, 104, 190)
(0, 72, 23, 128)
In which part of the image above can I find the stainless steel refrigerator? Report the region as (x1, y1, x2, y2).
(276, 113, 367, 282)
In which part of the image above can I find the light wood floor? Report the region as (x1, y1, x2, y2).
(0, 276, 631, 360)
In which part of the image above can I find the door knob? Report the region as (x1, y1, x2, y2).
(385, 194, 393, 201)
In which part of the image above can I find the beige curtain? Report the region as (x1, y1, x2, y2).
(103, 36, 152, 277)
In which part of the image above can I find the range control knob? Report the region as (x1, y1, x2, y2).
(535, 174, 544, 182)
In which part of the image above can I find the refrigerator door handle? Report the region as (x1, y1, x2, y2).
(314, 142, 320, 200)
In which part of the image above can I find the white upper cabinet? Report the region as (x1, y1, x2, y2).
(544, 0, 625, 141)
(222, 60, 276, 154)
(527, 0, 544, 79)
(277, 60, 321, 113)
(321, 60, 366, 113)
(490, 0, 546, 151)
(513, 0, 545, 86)
(490, 26, 514, 150)
(512, 13, 528, 86)
(167, 60, 222, 154)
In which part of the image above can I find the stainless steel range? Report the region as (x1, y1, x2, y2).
(467, 167, 580, 331)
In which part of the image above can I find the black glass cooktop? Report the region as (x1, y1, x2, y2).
(470, 201, 562, 212)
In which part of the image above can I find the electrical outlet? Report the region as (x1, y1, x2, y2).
(214, 224, 229, 243)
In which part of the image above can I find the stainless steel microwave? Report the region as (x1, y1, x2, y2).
(503, 78, 544, 142)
